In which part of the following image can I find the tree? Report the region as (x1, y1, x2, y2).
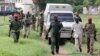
(83, 0, 90, 6)
(74, 0, 84, 5)
(89, 0, 96, 5)
(95, 0, 100, 5)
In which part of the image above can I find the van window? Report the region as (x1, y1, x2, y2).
(50, 13, 74, 22)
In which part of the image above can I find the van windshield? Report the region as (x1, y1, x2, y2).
(50, 13, 74, 22)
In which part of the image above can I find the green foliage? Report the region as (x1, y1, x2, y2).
(95, 0, 100, 5)
(73, 5, 83, 13)
(38, 0, 84, 10)
(83, 0, 95, 6)
(74, 0, 84, 5)
(83, 0, 89, 6)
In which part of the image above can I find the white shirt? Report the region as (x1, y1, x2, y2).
(72, 22, 83, 38)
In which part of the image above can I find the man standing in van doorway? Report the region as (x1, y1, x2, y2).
(72, 18, 83, 52)
(48, 15, 63, 55)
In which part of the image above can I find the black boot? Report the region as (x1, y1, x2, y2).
(87, 49, 90, 53)
(51, 51, 55, 55)
(24, 35, 26, 38)
(80, 48, 82, 52)
(56, 50, 59, 54)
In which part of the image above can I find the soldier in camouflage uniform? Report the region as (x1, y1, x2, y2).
(19, 10, 25, 29)
(10, 14, 21, 43)
(31, 15, 36, 31)
(8, 13, 14, 37)
(23, 12, 31, 38)
(39, 13, 44, 36)
(48, 15, 63, 55)
(85, 16, 96, 54)
(19, 10, 25, 21)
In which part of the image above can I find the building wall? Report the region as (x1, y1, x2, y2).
(5, 0, 15, 3)
(15, 0, 35, 14)
(0, 3, 15, 12)
(0, 0, 36, 15)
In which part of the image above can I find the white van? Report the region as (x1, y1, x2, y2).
(43, 3, 75, 40)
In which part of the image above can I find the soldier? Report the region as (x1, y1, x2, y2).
(31, 15, 36, 31)
(75, 12, 82, 22)
(39, 13, 44, 36)
(48, 15, 63, 55)
(85, 16, 96, 54)
(23, 12, 31, 38)
(72, 18, 84, 52)
(10, 14, 21, 43)
(19, 10, 25, 20)
(19, 10, 25, 29)
(8, 13, 14, 37)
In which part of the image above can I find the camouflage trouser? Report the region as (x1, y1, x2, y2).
(87, 34, 94, 54)
(23, 26, 30, 38)
(51, 35, 60, 52)
(39, 25, 43, 36)
(32, 21, 36, 31)
(9, 24, 11, 37)
(12, 31, 20, 43)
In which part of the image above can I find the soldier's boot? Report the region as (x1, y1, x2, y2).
(56, 50, 59, 54)
(14, 38, 18, 43)
(56, 44, 59, 54)
(79, 45, 82, 52)
(8, 29, 11, 37)
(51, 40, 55, 55)
(40, 32, 42, 37)
(51, 51, 55, 55)
(79, 47, 82, 52)
(24, 34, 26, 38)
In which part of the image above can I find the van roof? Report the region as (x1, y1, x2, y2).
(46, 3, 71, 6)
(50, 11, 73, 13)
(44, 3, 73, 15)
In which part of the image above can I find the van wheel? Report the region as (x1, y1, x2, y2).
(48, 38, 51, 45)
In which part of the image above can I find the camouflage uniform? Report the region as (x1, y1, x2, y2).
(31, 15, 36, 30)
(39, 15, 44, 36)
(85, 23, 96, 54)
(48, 21, 63, 54)
(8, 14, 14, 37)
(23, 14, 31, 38)
(19, 12, 25, 28)
(10, 20, 21, 43)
